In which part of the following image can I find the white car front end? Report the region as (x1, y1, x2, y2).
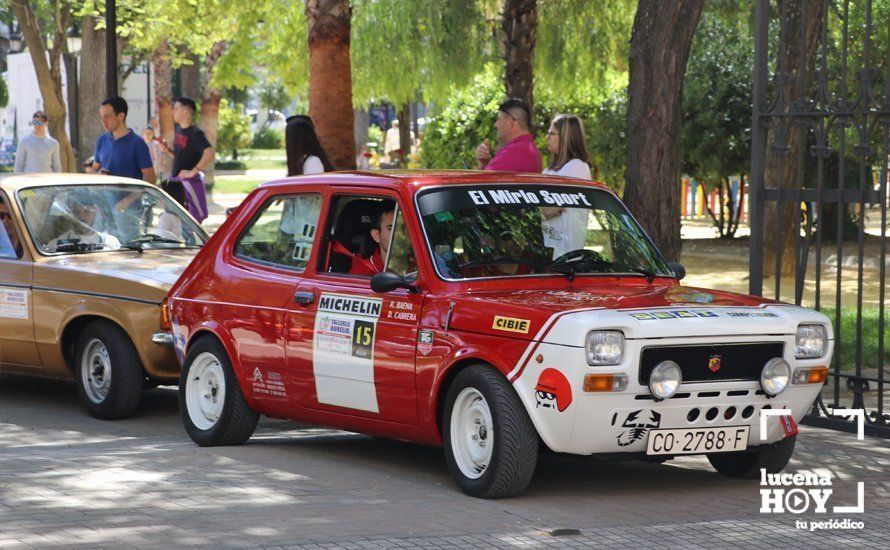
(512, 305, 833, 456)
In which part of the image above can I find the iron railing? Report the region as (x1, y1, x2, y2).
(749, 0, 888, 437)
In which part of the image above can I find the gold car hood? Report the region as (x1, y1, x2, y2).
(35, 249, 198, 301)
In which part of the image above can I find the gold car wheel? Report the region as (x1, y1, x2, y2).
(186, 352, 227, 431)
(81, 339, 113, 404)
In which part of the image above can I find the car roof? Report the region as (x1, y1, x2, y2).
(0, 173, 153, 192)
(258, 170, 617, 195)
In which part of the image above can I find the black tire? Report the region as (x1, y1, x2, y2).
(179, 336, 259, 446)
(442, 365, 539, 498)
(707, 435, 796, 479)
(74, 320, 144, 419)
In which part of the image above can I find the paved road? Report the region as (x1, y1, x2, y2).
(1, 375, 888, 549)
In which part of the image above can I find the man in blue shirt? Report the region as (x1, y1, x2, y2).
(87, 97, 156, 185)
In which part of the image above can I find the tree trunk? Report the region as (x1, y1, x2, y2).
(12, 0, 76, 172)
(199, 41, 227, 188)
(762, 0, 824, 278)
(398, 102, 411, 167)
(78, 15, 106, 168)
(152, 41, 174, 179)
(180, 51, 202, 100)
(501, 0, 537, 115)
(623, 0, 703, 262)
(63, 51, 78, 159)
(354, 107, 369, 152)
(306, 0, 356, 170)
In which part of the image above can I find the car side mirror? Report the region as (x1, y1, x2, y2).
(668, 262, 686, 280)
(371, 271, 420, 294)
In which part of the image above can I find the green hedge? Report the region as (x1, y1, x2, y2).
(252, 129, 284, 149)
(420, 64, 627, 191)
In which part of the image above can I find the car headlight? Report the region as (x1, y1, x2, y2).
(649, 360, 682, 400)
(795, 324, 826, 358)
(761, 357, 791, 396)
(585, 331, 625, 365)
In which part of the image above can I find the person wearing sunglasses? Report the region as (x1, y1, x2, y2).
(474, 98, 541, 173)
(13, 111, 61, 174)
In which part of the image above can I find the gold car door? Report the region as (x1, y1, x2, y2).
(0, 191, 42, 369)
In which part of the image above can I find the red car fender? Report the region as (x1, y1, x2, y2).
(183, 320, 259, 410)
(419, 332, 531, 445)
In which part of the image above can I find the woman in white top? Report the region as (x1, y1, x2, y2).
(281, 115, 333, 237)
(541, 114, 593, 259)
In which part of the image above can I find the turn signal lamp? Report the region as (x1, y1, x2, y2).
(160, 298, 172, 331)
(792, 366, 828, 385)
(583, 373, 628, 392)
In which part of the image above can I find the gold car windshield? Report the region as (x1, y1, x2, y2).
(16, 184, 207, 255)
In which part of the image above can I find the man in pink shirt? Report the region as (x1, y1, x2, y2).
(475, 98, 542, 173)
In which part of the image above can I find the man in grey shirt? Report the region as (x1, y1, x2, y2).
(14, 111, 62, 173)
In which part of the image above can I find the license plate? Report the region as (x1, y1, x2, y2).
(646, 426, 750, 455)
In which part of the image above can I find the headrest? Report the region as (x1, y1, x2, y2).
(333, 199, 381, 257)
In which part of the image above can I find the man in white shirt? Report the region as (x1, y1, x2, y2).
(47, 191, 121, 251)
(14, 111, 62, 173)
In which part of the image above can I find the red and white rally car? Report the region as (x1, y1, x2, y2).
(168, 172, 833, 498)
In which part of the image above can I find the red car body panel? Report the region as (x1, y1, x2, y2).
(169, 172, 787, 448)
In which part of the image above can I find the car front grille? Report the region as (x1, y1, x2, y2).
(638, 342, 785, 384)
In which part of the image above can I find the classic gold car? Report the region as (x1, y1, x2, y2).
(0, 174, 207, 419)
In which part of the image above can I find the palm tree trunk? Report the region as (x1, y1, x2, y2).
(12, 0, 77, 172)
(306, 0, 356, 170)
(501, 0, 537, 115)
(78, 15, 106, 168)
(152, 40, 174, 180)
(623, 0, 704, 262)
(199, 41, 228, 188)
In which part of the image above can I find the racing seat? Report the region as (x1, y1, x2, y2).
(328, 199, 383, 273)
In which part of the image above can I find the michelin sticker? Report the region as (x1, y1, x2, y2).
(0, 287, 29, 319)
(313, 293, 382, 412)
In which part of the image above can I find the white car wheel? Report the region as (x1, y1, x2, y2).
(450, 387, 495, 480)
(80, 338, 112, 404)
(186, 352, 227, 430)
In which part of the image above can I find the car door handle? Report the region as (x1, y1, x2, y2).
(294, 291, 315, 305)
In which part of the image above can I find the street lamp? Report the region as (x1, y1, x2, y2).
(66, 28, 83, 158)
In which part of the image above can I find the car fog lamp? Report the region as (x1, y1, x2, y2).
(760, 357, 791, 396)
(795, 324, 826, 359)
(649, 361, 682, 400)
(586, 331, 625, 366)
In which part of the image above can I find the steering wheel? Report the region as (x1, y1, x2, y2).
(552, 248, 607, 265)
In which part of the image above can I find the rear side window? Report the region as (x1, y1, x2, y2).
(235, 194, 322, 269)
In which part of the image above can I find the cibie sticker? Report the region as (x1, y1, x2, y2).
(417, 330, 434, 356)
(492, 316, 530, 334)
(0, 288, 29, 319)
(534, 368, 572, 412)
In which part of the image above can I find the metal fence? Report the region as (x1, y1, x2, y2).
(748, 0, 888, 437)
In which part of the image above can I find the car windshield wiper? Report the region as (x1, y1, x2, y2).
(459, 256, 577, 281)
(629, 266, 657, 283)
(125, 233, 195, 252)
(52, 241, 108, 253)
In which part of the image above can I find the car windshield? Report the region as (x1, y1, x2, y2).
(416, 184, 672, 280)
(16, 184, 207, 255)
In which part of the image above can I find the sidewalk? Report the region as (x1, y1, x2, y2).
(0, 375, 888, 549)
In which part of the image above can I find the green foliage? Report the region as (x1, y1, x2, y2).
(682, 7, 753, 185)
(421, 64, 628, 190)
(0, 77, 7, 109)
(215, 159, 247, 170)
(216, 99, 252, 158)
(259, 80, 291, 114)
(536, 0, 635, 103)
(367, 124, 384, 148)
(351, 0, 491, 106)
(251, 128, 284, 149)
(821, 307, 889, 372)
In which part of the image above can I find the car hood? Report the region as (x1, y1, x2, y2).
(440, 283, 830, 344)
(35, 248, 198, 302)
